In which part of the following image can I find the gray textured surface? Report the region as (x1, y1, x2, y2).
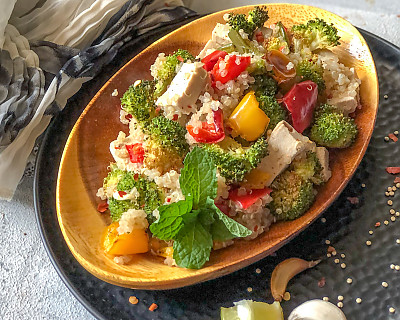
(1, 1, 400, 320)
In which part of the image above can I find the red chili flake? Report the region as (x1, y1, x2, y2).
(155, 107, 162, 115)
(389, 133, 398, 142)
(177, 55, 184, 62)
(394, 177, 400, 184)
(347, 197, 359, 204)
(97, 202, 109, 213)
(141, 203, 145, 208)
(386, 167, 400, 174)
(134, 173, 139, 180)
(318, 277, 326, 288)
(118, 191, 127, 197)
(172, 114, 179, 121)
(375, 222, 381, 227)
(166, 198, 171, 203)
(126, 114, 133, 120)
(148, 303, 158, 311)
(327, 246, 336, 253)
(114, 146, 121, 149)
(397, 14, 400, 18)
(254, 225, 258, 232)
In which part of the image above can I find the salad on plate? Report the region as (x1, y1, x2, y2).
(96, 6, 360, 269)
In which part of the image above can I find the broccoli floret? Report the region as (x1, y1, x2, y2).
(154, 49, 194, 96)
(227, 6, 269, 36)
(269, 170, 315, 220)
(310, 104, 358, 148)
(201, 137, 268, 182)
(292, 18, 341, 53)
(251, 74, 278, 97)
(146, 116, 189, 156)
(290, 151, 324, 185)
(120, 80, 157, 125)
(296, 57, 325, 92)
(103, 165, 163, 222)
(257, 95, 287, 130)
(265, 37, 282, 51)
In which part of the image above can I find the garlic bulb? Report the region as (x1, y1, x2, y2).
(288, 300, 347, 320)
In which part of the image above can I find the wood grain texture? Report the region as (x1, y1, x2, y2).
(56, 4, 378, 290)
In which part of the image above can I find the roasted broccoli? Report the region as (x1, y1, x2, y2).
(290, 151, 324, 185)
(296, 57, 325, 92)
(310, 104, 358, 148)
(154, 49, 194, 96)
(269, 170, 315, 220)
(292, 18, 341, 53)
(227, 6, 269, 36)
(251, 74, 278, 97)
(103, 165, 163, 221)
(120, 80, 157, 125)
(201, 137, 268, 182)
(257, 95, 287, 130)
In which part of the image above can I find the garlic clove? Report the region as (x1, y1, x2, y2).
(288, 300, 347, 320)
(271, 258, 320, 301)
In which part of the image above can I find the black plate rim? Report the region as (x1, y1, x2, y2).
(33, 27, 400, 320)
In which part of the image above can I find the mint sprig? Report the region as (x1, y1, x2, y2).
(150, 147, 252, 269)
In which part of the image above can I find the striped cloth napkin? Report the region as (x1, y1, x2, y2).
(0, 0, 197, 200)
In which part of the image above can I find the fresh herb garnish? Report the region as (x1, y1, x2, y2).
(150, 147, 252, 269)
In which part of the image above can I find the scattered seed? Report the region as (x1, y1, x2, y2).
(390, 264, 395, 269)
(387, 200, 393, 206)
(323, 297, 329, 301)
(255, 268, 261, 274)
(396, 265, 400, 271)
(384, 220, 389, 225)
(391, 216, 396, 222)
(148, 303, 158, 311)
(338, 295, 344, 301)
(356, 298, 362, 304)
(396, 239, 400, 244)
(337, 302, 344, 308)
(325, 240, 331, 245)
(332, 251, 337, 256)
(385, 192, 390, 197)
(393, 186, 397, 191)
(369, 230, 374, 235)
(361, 183, 366, 188)
(247, 287, 253, 292)
(396, 212, 400, 217)
(346, 278, 353, 284)
(395, 131, 399, 135)
(327, 253, 332, 258)
(341, 253, 346, 258)
(341, 263, 346, 269)
(111, 89, 118, 97)
(334, 259, 340, 264)
(384, 94, 388, 99)
(366, 240, 372, 246)
(382, 281, 388, 288)
(390, 191, 395, 196)
(397, 183, 400, 188)
(385, 136, 390, 142)
(389, 307, 396, 314)
(390, 209, 395, 214)
(321, 217, 327, 223)
(129, 296, 139, 305)
(388, 187, 393, 192)
(283, 291, 291, 301)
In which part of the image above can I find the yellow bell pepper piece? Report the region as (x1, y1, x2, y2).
(228, 92, 270, 141)
(242, 168, 271, 189)
(102, 222, 149, 255)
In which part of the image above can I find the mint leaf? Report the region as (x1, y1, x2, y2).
(180, 147, 217, 208)
(207, 197, 252, 239)
(149, 198, 192, 240)
(210, 219, 236, 241)
(173, 220, 213, 269)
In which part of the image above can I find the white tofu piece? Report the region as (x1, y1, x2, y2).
(197, 23, 231, 59)
(257, 121, 316, 186)
(197, 39, 217, 59)
(315, 146, 332, 182)
(156, 62, 208, 115)
(327, 96, 358, 115)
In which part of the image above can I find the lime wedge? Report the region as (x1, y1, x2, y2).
(221, 300, 283, 320)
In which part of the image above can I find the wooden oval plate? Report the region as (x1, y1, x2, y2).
(56, 3, 378, 290)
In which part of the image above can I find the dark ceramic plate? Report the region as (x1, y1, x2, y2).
(34, 27, 400, 319)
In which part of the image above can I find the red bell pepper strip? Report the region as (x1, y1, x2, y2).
(229, 188, 272, 210)
(125, 143, 144, 163)
(282, 80, 318, 133)
(386, 167, 400, 174)
(187, 108, 225, 143)
(97, 202, 109, 213)
(211, 55, 251, 85)
(201, 50, 228, 71)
